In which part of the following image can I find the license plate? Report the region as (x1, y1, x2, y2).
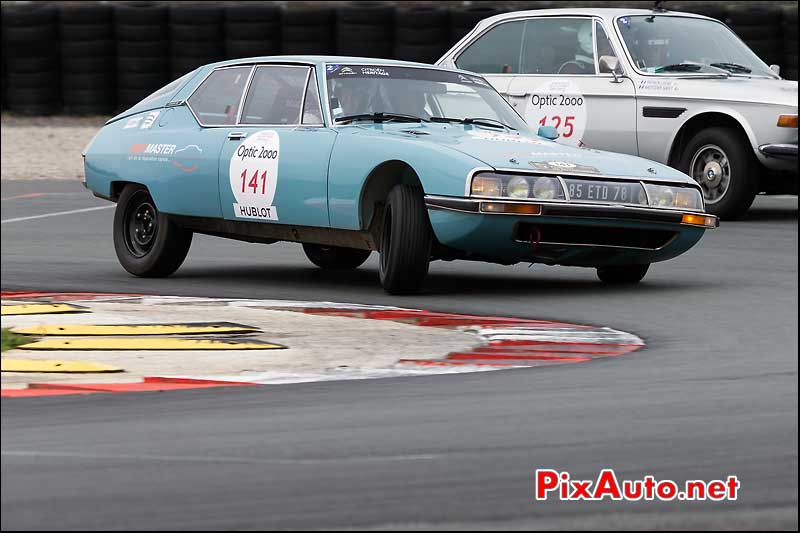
(564, 179, 646, 205)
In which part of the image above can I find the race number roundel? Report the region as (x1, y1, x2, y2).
(524, 80, 587, 147)
(229, 130, 280, 221)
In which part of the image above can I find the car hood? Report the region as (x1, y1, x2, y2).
(344, 123, 694, 185)
(644, 76, 798, 107)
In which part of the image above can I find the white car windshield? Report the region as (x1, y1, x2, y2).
(324, 64, 529, 131)
(616, 15, 777, 78)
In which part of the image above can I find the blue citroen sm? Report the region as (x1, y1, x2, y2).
(83, 56, 718, 294)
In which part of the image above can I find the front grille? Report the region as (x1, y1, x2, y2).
(513, 222, 677, 250)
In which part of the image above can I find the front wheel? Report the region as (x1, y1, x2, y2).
(678, 127, 759, 220)
(302, 244, 371, 270)
(378, 185, 433, 295)
(597, 264, 649, 284)
(113, 184, 192, 277)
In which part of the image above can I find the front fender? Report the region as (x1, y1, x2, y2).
(328, 130, 485, 230)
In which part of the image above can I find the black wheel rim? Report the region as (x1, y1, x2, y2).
(123, 191, 158, 258)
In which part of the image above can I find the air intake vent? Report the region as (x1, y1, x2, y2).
(400, 130, 429, 136)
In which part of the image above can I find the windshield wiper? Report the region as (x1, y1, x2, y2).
(655, 63, 703, 73)
(334, 112, 426, 124)
(710, 62, 752, 74)
(430, 116, 516, 131)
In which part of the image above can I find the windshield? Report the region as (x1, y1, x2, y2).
(324, 64, 529, 130)
(616, 15, 777, 78)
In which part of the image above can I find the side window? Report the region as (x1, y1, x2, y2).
(302, 71, 323, 124)
(187, 66, 251, 126)
(595, 22, 619, 73)
(456, 21, 524, 74)
(520, 18, 596, 75)
(241, 65, 309, 125)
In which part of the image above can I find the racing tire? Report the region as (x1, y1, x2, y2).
(283, 7, 333, 25)
(302, 244, 371, 270)
(597, 264, 649, 284)
(59, 4, 113, 24)
(678, 127, 759, 220)
(378, 185, 432, 295)
(113, 185, 192, 278)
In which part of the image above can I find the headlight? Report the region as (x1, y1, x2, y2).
(506, 176, 529, 198)
(644, 184, 703, 210)
(470, 172, 565, 200)
(531, 176, 563, 200)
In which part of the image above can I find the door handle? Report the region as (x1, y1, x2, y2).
(227, 132, 247, 140)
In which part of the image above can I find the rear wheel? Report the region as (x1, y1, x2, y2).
(597, 264, 649, 284)
(378, 185, 432, 295)
(113, 184, 192, 277)
(302, 244, 371, 270)
(679, 127, 759, 220)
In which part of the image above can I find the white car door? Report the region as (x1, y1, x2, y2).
(501, 17, 638, 154)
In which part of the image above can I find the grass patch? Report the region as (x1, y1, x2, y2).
(1, 328, 31, 352)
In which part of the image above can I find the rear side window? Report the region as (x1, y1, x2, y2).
(188, 66, 251, 126)
(241, 65, 309, 125)
(456, 21, 524, 74)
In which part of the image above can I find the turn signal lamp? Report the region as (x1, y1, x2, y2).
(480, 202, 542, 215)
(777, 114, 798, 128)
(682, 214, 718, 228)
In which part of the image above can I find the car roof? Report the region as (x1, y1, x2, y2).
(200, 55, 481, 76)
(472, 8, 716, 30)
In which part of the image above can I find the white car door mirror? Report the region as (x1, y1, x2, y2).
(599, 55, 622, 74)
(770, 64, 781, 76)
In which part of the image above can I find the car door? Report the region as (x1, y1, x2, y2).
(217, 64, 335, 228)
(502, 17, 637, 154)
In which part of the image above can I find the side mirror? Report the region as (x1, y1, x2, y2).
(537, 125, 559, 140)
(599, 55, 622, 74)
(770, 64, 781, 76)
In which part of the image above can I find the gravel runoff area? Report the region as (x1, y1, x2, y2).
(1, 115, 107, 181)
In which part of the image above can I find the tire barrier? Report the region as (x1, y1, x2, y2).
(336, 2, 394, 59)
(1, 1, 797, 115)
(224, 4, 281, 60)
(2, 3, 60, 116)
(394, 6, 450, 64)
(114, 2, 170, 111)
(59, 3, 115, 115)
(169, 3, 223, 81)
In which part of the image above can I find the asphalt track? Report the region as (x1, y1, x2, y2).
(1, 179, 797, 530)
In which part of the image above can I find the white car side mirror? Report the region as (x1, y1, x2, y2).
(599, 55, 622, 74)
(770, 64, 781, 76)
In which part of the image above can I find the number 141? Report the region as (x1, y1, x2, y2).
(241, 169, 268, 194)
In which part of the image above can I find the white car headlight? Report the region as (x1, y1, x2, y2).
(644, 184, 703, 210)
(470, 173, 565, 201)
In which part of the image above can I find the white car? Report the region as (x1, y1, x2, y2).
(436, 7, 798, 219)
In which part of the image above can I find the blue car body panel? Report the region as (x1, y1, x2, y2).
(84, 55, 713, 268)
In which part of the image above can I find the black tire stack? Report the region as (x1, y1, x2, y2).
(449, 5, 501, 48)
(114, 2, 170, 111)
(280, 6, 335, 56)
(2, 3, 60, 115)
(676, 2, 728, 22)
(725, 5, 783, 69)
(393, 6, 450, 64)
(223, 4, 281, 60)
(59, 4, 115, 115)
(336, 2, 395, 59)
(169, 4, 223, 80)
(783, 7, 798, 80)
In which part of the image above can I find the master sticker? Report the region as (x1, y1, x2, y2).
(229, 130, 280, 221)
(525, 80, 587, 147)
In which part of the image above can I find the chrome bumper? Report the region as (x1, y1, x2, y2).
(425, 196, 719, 228)
(759, 142, 798, 160)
